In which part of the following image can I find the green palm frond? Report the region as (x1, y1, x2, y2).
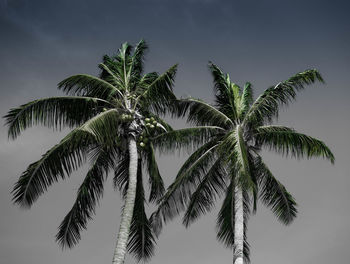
(4, 96, 108, 139)
(253, 156, 297, 224)
(151, 126, 223, 154)
(233, 126, 256, 194)
(209, 62, 242, 121)
(244, 69, 324, 126)
(98, 63, 124, 87)
(56, 146, 116, 248)
(128, 39, 148, 81)
(58, 74, 124, 100)
(12, 128, 96, 207)
(216, 182, 251, 263)
(239, 82, 253, 119)
(182, 158, 227, 227)
(255, 126, 334, 163)
(80, 109, 123, 145)
(145, 143, 165, 203)
(113, 152, 129, 198)
(150, 140, 219, 236)
(175, 98, 234, 128)
(137, 64, 178, 115)
(127, 159, 156, 261)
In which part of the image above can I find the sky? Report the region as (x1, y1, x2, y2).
(0, 0, 350, 263)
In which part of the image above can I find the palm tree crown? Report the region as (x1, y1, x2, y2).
(5, 40, 177, 262)
(151, 62, 334, 263)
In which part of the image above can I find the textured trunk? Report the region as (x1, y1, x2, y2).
(112, 136, 138, 264)
(233, 184, 244, 264)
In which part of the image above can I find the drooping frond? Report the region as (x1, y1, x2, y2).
(4, 96, 108, 139)
(12, 128, 96, 207)
(151, 126, 224, 154)
(113, 151, 129, 198)
(145, 143, 165, 202)
(58, 74, 123, 100)
(255, 126, 334, 163)
(216, 182, 251, 263)
(127, 159, 156, 262)
(56, 146, 116, 248)
(137, 64, 178, 115)
(182, 158, 227, 227)
(80, 109, 123, 145)
(244, 69, 324, 126)
(150, 140, 219, 236)
(175, 98, 234, 128)
(253, 155, 297, 225)
(239, 82, 253, 119)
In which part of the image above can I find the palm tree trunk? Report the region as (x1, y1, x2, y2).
(233, 184, 244, 264)
(112, 136, 138, 264)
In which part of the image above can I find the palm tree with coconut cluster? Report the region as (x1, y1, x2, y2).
(5, 40, 178, 264)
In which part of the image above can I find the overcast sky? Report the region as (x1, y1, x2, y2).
(1, 0, 350, 263)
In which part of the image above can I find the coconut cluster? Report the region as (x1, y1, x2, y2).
(121, 113, 133, 121)
(138, 117, 158, 148)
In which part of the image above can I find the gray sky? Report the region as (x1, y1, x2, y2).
(1, 0, 349, 263)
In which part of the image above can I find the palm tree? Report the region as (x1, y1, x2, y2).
(4, 40, 178, 264)
(151, 63, 334, 264)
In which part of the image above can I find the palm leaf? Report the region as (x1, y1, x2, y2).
(145, 143, 165, 203)
(253, 155, 297, 224)
(175, 98, 234, 128)
(137, 64, 178, 115)
(127, 159, 156, 261)
(239, 82, 253, 119)
(150, 140, 219, 236)
(12, 128, 96, 207)
(58, 74, 123, 100)
(151, 126, 223, 154)
(80, 109, 124, 145)
(56, 145, 116, 248)
(255, 125, 334, 163)
(4, 96, 108, 139)
(244, 69, 324, 126)
(182, 158, 227, 227)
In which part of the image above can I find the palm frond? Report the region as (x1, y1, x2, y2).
(56, 146, 116, 248)
(239, 82, 253, 119)
(58, 74, 123, 100)
(137, 64, 178, 115)
(244, 69, 324, 126)
(127, 159, 156, 262)
(150, 140, 219, 236)
(253, 155, 297, 224)
(4, 96, 108, 139)
(98, 63, 124, 88)
(129, 39, 148, 81)
(255, 126, 334, 163)
(182, 158, 227, 227)
(113, 151, 129, 198)
(80, 109, 123, 145)
(151, 126, 223, 154)
(175, 98, 234, 128)
(12, 128, 96, 207)
(233, 126, 256, 194)
(145, 143, 165, 203)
